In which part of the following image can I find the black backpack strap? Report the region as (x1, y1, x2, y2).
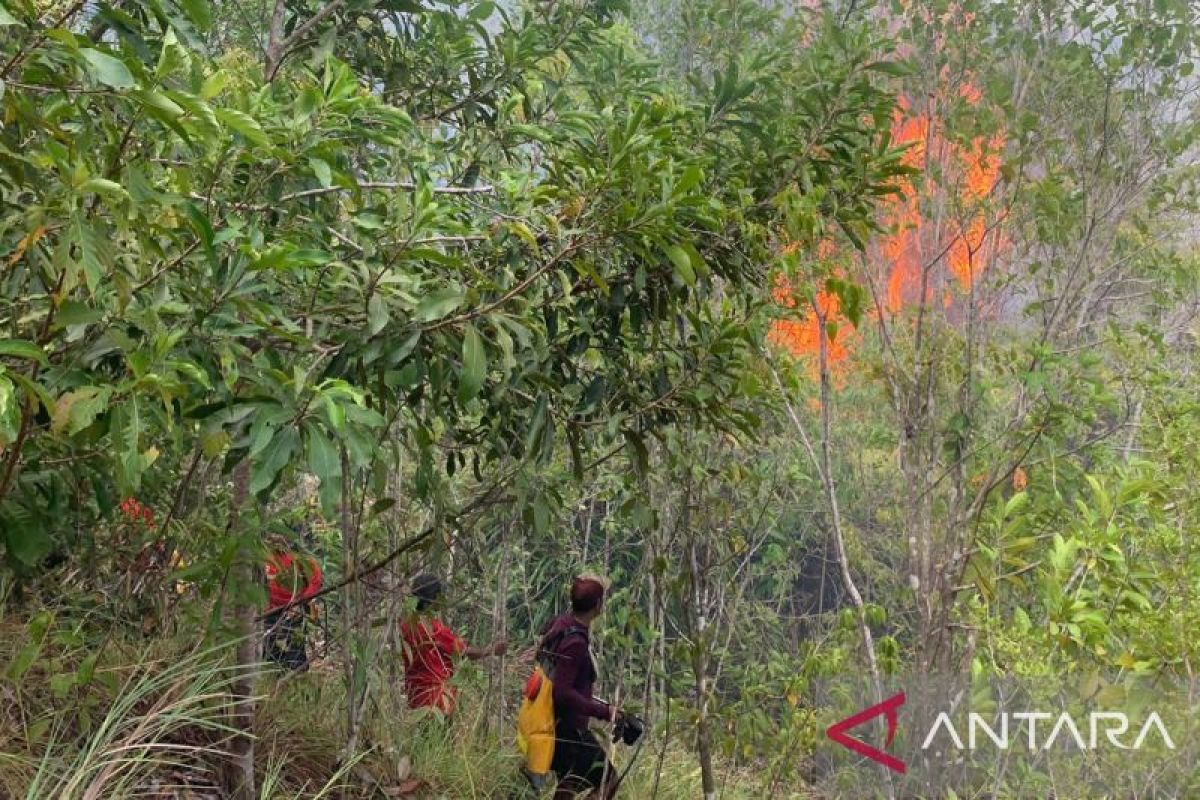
(537, 624, 587, 677)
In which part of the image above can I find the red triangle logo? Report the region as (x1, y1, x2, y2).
(825, 691, 906, 774)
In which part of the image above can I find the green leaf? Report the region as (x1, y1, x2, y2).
(69, 216, 114, 294)
(176, 0, 211, 31)
(388, 331, 421, 366)
(136, 90, 192, 142)
(200, 70, 228, 100)
(305, 423, 339, 484)
(55, 301, 104, 328)
(864, 60, 912, 77)
(80, 178, 129, 199)
(200, 428, 230, 457)
(665, 244, 696, 286)
(111, 394, 148, 493)
(523, 395, 548, 458)
(624, 430, 649, 477)
(309, 157, 332, 188)
(51, 386, 111, 435)
(415, 287, 464, 321)
(156, 28, 189, 78)
(81, 49, 135, 89)
(675, 164, 703, 195)
(77, 652, 98, 687)
(5, 612, 52, 677)
(1004, 491, 1029, 518)
(6, 524, 52, 569)
(0, 373, 19, 446)
(135, 88, 185, 118)
(1087, 475, 1113, 521)
(507, 220, 540, 248)
(458, 323, 486, 404)
(216, 108, 268, 146)
(50, 672, 75, 698)
(352, 213, 385, 230)
(0, 339, 46, 365)
(679, 241, 709, 277)
(248, 416, 278, 459)
(367, 293, 389, 336)
(370, 497, 396, 515)
(8, 371, 53, 415)
(568, 427, 584, 480)
(165, 90, 220, 142)
(0, 4, 22, 26)
(250, 426, 300, 495)
(532, 494, 549, 536)
(183, 202, 216, 266)
(468, 0, 495, 21)
(251, 245, 329, 271)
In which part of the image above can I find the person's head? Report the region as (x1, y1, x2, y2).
(411, 573, 443, 612)
(570, 573, 609, 622)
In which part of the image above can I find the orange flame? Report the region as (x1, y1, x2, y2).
(771, 76, 1006, 369)
(768, 240, 858, 377)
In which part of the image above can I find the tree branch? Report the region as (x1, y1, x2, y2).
(188, 181, 494, 212)
(265, 0, 348, 81)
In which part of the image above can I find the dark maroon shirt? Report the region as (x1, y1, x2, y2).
(542, 613, 610, 731)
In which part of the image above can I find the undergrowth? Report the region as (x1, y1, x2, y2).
(0, 600, 784, 799)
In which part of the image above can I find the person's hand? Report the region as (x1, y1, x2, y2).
(610, 706, 624, 724)
(491, 640, 509, 657)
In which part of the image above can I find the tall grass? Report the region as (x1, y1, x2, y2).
(19, 642, 248, 799)
(0, 617, 778, 799)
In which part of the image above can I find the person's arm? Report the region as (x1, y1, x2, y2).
(551, 636, 613, 721)
(464, 640, 507, 660)
(435, 621, 506, 661)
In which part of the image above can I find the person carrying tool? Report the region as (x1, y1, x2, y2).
(400, 573, 508, 714)
(540, 574, 636, 800)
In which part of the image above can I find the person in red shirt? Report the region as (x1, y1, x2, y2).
(263, 542, 323, 671)
(400, 574, 507, 714)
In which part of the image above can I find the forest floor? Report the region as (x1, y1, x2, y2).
(0, 614, 789, 799)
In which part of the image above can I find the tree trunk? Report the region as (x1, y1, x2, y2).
(679, 473, 717, 800)
(340, 447, 365, 765)
(690, 579, 716, 800)
(222, 459, 258, 800)
(814, 312, 892, 798)
(769, 308, 893, 799)
(488, 528, 510, 735)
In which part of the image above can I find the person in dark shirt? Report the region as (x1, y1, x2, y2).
(541, 574, 624, 799)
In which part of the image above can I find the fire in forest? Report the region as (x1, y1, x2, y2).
(770, 82, 1006, 368)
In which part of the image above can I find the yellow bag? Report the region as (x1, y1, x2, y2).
(517, 623, 587, 786)
(516, 665, 556, 778)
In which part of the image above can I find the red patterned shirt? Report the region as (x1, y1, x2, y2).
(400, 617, 467, 713)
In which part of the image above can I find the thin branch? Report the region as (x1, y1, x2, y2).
(265, 0, 348, 81)
(255, 482, 503, 621)
(188, 181, 494, 212)
(425, 234, 593, 332)
(1, 0, 88, 79)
